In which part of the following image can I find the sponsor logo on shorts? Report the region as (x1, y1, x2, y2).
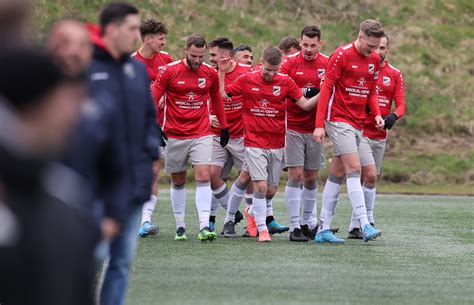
(383, 76, 390, 86)
(198, 78, 206, 88)
(273, 86, 281, 96)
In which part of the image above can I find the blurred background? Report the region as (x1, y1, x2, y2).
(34, 0, 474, 194)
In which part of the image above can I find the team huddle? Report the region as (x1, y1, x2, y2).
(133, 18, 405, 243)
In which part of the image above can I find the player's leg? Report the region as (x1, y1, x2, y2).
(315, 155, 345, 243)
(337, 127, 380, 242)
(138, 158, 160, 237)
(284, 130, 305, 239)
(363, 138, 386, 227)
(253, 180, 271, 242)
(209, 136, 230, 231)
(264, 148, 288, 235)
(190, 136, 216, 241)
(166, 138, 191, 241)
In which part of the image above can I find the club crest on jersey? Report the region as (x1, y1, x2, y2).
(198, 78, 206, 89)
(383, 76, 390, 86)
(273, 86, 281, 96)
(318, 69, 325, 78)
(368, 64, 375, 74)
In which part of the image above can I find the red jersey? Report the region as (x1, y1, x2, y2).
(280, 51, 329, 133)
(132, 50, 173, 127)
(151, 59, 227, 139)
(210, 62, 252, 138)
(315, 42, 381, 129)
(225, 71, 302, 149)
(132, 50, 173, 81)
(363, 62, 406, 140)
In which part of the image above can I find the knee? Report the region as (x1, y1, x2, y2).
(171, 173, 186, 186)
(239, 171, 252, 185)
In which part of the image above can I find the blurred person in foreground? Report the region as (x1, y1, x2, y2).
(79, 3, 161, 305)
(0, 50, 95, 305)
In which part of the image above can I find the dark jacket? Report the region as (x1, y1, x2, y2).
(0, 130, 96, 305)
(64, 44, 160, 224)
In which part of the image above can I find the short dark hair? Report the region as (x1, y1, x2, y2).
(186, 34, 206, 48)
(262, 46, 282, 66)
(359, 19, 384, 38)
(278, 36, 300, 52)
(99, 2, 139, 31)
(208, 37, 233, 51)
(140, 19, 167, 40)
(300, 25, 321, 40)
(233, 44, 252, 53)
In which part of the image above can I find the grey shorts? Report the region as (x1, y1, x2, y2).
(210, 136, 244, 171)
(242, 147, 284, 187)
(325, 121, 362, 156)
(285, 129, 326, 170)
(158, 146, 165, 160)
(359, 136, 387, 174)
(164, 136, 212, 173)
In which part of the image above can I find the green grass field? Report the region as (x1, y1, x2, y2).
(127, 192, 473, 305)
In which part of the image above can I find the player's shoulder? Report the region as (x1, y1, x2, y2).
(167, 59, 182, 67)
(319, 52, 329, 59)
(161, 59, 182, 73)
(387, 63, 401, 73)
(287, 51, 300, 60)
(159, 50, 170, 55)
(236, 62, 253, 70)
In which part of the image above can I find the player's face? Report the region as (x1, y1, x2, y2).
(115, 14, 141, 56)
(208, 46, 226, 69)
(234, 50, 253, 65)
(147, 33, 167, 53)
(300, 35, 322, 60)
(185, 44, 206, 70)
(376, 37, 389, 63)
(260, 60, 280, 82)
(49, 23, 92, 76)
(359, 33, 381, 57)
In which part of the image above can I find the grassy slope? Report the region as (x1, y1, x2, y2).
(127, 192, 474, 305)
(34, 0, 474, 187)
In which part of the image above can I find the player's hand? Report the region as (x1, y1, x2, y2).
(375, 115, 385, 130)
(383, 113, 398, 130)
(218, 57, 232, 73)
(159, 126, 168, 147)
(101, 217, 120, 240)
(312, 128, 325, 142)
(220, 127, 230, 147)
(210, 115, 220, 128)
(301, 87, 320, 98)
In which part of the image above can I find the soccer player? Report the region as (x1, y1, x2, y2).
(312, 19, 385, 243)
(233, 44, 254, 66)
(348, 34, 405, 238)
(151, 34, 229, 241)
(132, 19, 173, 238)
(207, 37, 251, 233)
(219, 46, 319, 242)
(278, 36, 301, 56)
(280, 26, 329, 242)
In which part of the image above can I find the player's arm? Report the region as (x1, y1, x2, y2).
(367, 70, 384, 129)
(218, 57, 234, 98)
(210, 70, 230, 147)
(151, 67, 168, 111)
(313, 52, 343, 141)
(384, 71, 406, 130)
(288, 79, 319, 111)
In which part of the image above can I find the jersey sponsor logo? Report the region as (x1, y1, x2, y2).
(123, 63, 136, 79)
(177, 81, 185, 85)
(368, 64, 375, 74)
(252, 88, 260, 91)
(304, 82, 315, 88)
(358, 77, 366, 87)
(260, 99, 269, 107)
(351, 65, 358, 69)
(318, 69, 325, 78)
(273, 86, 281, 96)
(198, 78, 206, 88)
(375, 85, 382, 95)
(296, 71, 304, 75)
(383, 76, 390, 86)
(90, 72, 109, 81)
(186, 91, 196, 100)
